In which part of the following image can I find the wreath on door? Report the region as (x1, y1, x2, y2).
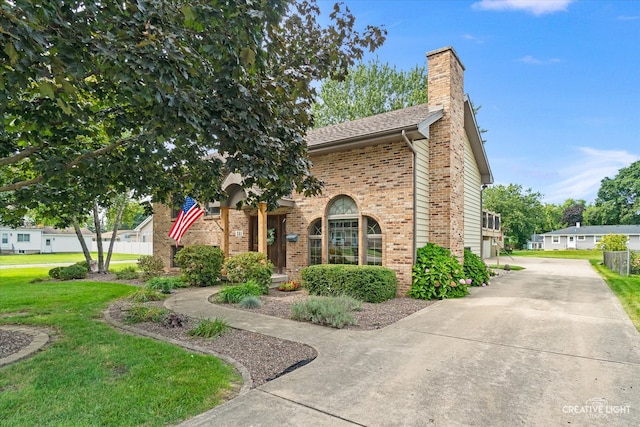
(266, 228, 276, 246)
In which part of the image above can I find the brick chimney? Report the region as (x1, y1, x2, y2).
(426, 46, 466, 259)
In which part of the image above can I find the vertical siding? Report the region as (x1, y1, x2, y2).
(414, 138, 430, 249)
(463, 135, 482, 255)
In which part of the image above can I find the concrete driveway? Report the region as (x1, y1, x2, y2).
(175, 257, 640, 426)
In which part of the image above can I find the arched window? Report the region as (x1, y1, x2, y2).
(308, 219, 322, 265)
(365, 216, 382, 266)
(328, 196, 358, 265)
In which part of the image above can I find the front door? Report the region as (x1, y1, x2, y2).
(567, 236, 576, 249)
(250, 214, 286, 274)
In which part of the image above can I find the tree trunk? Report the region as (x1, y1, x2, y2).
(93, 202, 105, 273)
(105, 196, 127, 272)
(72, 216, 94, 271)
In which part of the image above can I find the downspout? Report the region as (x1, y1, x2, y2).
(402, 130, 417, 264)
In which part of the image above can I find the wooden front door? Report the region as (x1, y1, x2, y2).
(250, 214, 286, 274)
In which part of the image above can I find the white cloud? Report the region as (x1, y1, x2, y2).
(542, 147, 640, 203)
(462, 33, 484, 44)
(516, 55, 561, 65)
(618, 15, 640, 21)
(473, 0, 574, 16)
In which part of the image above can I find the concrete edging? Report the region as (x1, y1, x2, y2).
(0, 325, 50, 367)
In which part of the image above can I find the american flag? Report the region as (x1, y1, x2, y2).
(168, 196, 205, 244)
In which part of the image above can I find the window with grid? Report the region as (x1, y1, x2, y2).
(328, 196, 359, 265)
(365, 216, 382, 266)
(308, 219, 322, 265)
(17, 234, 30, 242)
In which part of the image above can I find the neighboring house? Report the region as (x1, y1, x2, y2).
(541, 224, 640, 251)
(482, 210, 502, 258)
(0, 226, 92, 254)
(133, 216, 153, 243)
(527, 234, 544, 250)
(153, 46, 494, 293)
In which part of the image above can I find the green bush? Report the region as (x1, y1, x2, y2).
(301, 264, 397, 303)
(290, 296, 359, 329)
(187, 318, 229, 338)
(146, 276, 186, 294)
(174, 245, 224, 287)
(127, 288, 167, 303)
(137, 255, 165, 280)
(597, 234, 628, 252)
(58, 264, 88, 280)
(223, 252, 273, 294)
(73, 260, 90, 271)
(216, 280, 264, 304)
(408, 243, 469, 300)
(114, 266, 139, 280)
(238, 295, 262, 309)
(631, 251, 640, 275)
(463, 249, 490, 287)
(124, 306, 169, 324)
(48, 267, 63, 279)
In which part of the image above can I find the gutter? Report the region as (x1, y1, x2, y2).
(402, 130, 418, 264)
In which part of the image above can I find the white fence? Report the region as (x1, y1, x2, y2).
(91, 241, 152, 255)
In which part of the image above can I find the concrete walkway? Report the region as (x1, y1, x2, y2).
(166, 257, 640, 426)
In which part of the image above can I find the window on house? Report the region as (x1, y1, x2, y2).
(46, 239, 51, 246)
(171, 245, 183, 268)
(1, 233, 7, 244)
(365, 216, 382, 266)
(308, 219, 322, 265)
(17, 234, 30, 242)
(577, 235, 585, 241)
(552, 236, 560, 244)
(171, 207, 181, 219)
(595, 235, 602, 243)
(206, 204, 220, 216)
(328, 196, 359, 265)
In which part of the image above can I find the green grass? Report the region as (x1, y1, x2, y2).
(591, 261, 640, 331)
(489, 264, 525, 271)
(0, 252, 140, 265)
(0, 267, 241, 426)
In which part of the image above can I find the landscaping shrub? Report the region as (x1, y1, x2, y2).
(290, 296, 359, 329)
(146, 276, 186, 294)
(187, 318, 229, 338)
(73, 261, 90, 271)
(223, 252, 273, 294)
(48, 267, 63, 279)
(631, 251, 640, 275)
(137, 255, 164, 280)
(463, 249, 491, 287)
(238, 295, 262, 309)
(127, 288, 167, 303)
(301, 264, 397, 303)
(124, 306, 168, 324)
(408, 243, 469, 300)
(114, 266, 139, 280)
(174, 245, 224, 287)
(216, 280, 264, 304)
(597, 234, 628, 252)
(58, 264, 88, 280)
(278, 281, 301, 292)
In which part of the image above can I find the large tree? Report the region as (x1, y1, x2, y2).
(586, 161, 640, 225)
(561, 199, 586, 227)
(483, 184, 545, 248)
(311, 58, 427, 127)
(0, 0, 386, 226)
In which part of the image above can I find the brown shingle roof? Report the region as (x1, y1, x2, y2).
(306, 103, 442, 148)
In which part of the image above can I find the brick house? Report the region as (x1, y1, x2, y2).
(153, 46, 493, 293)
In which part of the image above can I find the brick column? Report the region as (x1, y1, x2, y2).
(426, 46, 465, 259)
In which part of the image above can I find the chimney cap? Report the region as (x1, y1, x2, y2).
(426, 46, 465, 70)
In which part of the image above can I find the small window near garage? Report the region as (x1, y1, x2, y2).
(308, 219, 322, 265)
(17, 233, 30, 242)
(577, 235, 585, 241)
(552, 236, 560, 244)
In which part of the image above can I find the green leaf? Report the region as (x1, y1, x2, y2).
(4, 41, 18, 64)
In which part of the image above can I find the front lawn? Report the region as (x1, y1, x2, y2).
(0, 268, 240, 427)
(590, 261, 640, 331)
(0, 252, 140, 265)
(511, 249, 601, 261)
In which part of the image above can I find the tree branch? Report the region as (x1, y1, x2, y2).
(0, 146, 43, 167)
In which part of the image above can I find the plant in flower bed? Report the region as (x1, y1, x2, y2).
(408, 243, 469, 300)
(216, 280, 264, 304)
(137, 255, 165, 280)
(290, 295, 361, 329)
(127, 288, 167, 303)
(463, 249, 491, 287)
(278, 281, 301, 292)
(301, 264, 397, 302)
(188, 318, 230, 338)
(174, 245, 225, 287)
(124, 306, 169, 324)
(146, 276, 187, 294)
(238, 295, 262, 309)
(114, 266, 139, 280)
(223, 252, 274, 294)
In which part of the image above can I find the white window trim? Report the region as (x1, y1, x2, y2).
(577, 235, 585, 241)
(552, 236, 560, 244)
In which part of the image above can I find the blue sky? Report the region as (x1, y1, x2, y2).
(316, 0, 640, 204)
